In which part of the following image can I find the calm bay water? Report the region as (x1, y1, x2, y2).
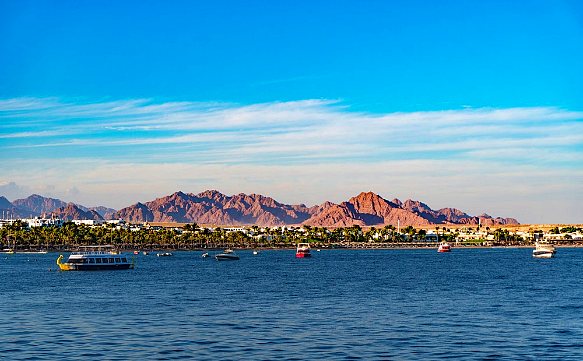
(2, 248, 583, 360)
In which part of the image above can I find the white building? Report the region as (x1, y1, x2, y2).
(73, 219, 104, 226)
(224, 227, 248, 234)
(23, 217, 64, 228)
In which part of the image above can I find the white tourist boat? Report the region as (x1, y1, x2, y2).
(57, 245, 134, 271)
(533, 242, 556, 258)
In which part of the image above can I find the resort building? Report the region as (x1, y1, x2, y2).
(73, 219, 104, 226)
(23, 217, 64, 228)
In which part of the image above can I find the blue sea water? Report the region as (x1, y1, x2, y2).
(2, 248, 583, 360)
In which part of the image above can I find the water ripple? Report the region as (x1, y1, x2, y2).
(2, 249, 583, 360)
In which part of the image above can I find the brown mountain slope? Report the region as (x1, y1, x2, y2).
(51, 203, 104, 221)
(111, 190, 519, 227)
(349, 192, 431, 226)
(12, 194, 67, 217)
(303, 202, 367, 227)
(304, 192, 431, 227)
(113, 190, 313, 225)
(0, 196, 29, 218)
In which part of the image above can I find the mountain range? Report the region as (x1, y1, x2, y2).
(0, 194, 113, 221)
(0, 191, 519, 227)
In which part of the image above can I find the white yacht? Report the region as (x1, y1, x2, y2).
(533, 242, 556, 258)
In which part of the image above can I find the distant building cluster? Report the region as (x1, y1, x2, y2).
(0, 216, 582, 244)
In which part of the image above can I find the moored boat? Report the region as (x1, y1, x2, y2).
(56, 246, 134, 271)
(296, 243, 311, 258)
(438, 242, 451, 253)
(533, 241, 556, 258)
(215, 249, 239, 261)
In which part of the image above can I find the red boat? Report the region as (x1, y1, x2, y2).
(438, 242, 451, 253)
(296, 243, 311, 258)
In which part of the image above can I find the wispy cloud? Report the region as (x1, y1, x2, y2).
(0, 97, 582, 223)
(1, 97, 581, 164)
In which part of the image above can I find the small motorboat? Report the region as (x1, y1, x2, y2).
(156, 252, 173, 257)
(202, 252, 209, 258)
(253, 250, 259, 255)
(296, 243, 311, 258)
(438, 242, 451, 253)
(143, 251, 149, 256)
(133, 250, 140, 255)
(533, 242, 556, 258)
(215, 249, 239, 261)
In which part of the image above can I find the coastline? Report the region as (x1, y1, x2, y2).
(4, 243, 583, 253)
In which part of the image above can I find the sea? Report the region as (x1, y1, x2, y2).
(2, 248, 583, 360)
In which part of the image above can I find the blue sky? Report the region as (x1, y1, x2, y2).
(0, 0, 582, 223)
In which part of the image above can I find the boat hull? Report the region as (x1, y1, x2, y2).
(61, 263, 134, 271)
(533, 251, 555, 258)
(296, 252, 311, 258)
(215, 254, 240, 261)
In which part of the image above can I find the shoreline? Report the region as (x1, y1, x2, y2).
(4, 244, 581, 254)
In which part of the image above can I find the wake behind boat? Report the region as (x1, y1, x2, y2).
(215, 249, 239, 261)
(56, 245, 134, 271)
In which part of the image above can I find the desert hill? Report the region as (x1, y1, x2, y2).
(1, 190, 519, 226)
(114, 190, 518, 227)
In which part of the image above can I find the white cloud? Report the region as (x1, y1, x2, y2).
(0, 97, 582, 223)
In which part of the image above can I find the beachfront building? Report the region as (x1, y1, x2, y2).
(24, 217, 64, 228)
(0, 217, 64, 228)
(73, 219, 104, 226)
(544, 232, 583, 242)
(456, 230, 493, 242)
(224, 227, 248, 234)
(424, 232, 439, 242)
